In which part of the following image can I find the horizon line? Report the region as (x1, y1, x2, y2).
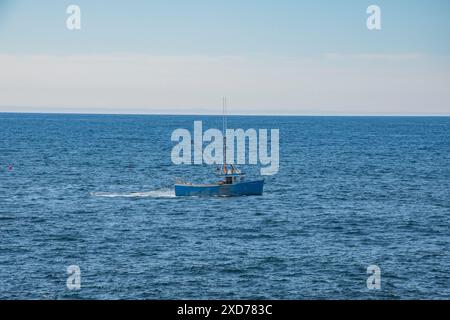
(0, 111, 449, 117)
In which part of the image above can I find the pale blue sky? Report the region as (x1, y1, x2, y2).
(0, 0, 449, 114)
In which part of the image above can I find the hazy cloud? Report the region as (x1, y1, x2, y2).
(0, 53, 449, 115)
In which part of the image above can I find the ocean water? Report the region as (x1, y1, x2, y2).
(0, 113, 449, 300)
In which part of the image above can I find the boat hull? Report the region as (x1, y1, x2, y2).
(175, 180, 264, 197)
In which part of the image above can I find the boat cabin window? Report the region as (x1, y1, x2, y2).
(225, 176, 233, 184)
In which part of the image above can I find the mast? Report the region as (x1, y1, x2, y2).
(223, 97, 227, 174)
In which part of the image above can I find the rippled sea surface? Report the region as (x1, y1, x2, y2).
(0, 114, 449, 299)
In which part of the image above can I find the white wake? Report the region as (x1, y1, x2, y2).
(90, 189, 175, 198)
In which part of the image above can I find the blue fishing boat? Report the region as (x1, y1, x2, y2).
(175, 165, 264, 197)
(174, 98, 265, 197)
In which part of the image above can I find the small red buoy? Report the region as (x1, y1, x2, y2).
(7, 165, 13, 171)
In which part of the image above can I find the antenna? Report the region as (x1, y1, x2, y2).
(225, 97, 227, 132)
(223, 97, 227, 174)
(222, 97, 225, 134)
